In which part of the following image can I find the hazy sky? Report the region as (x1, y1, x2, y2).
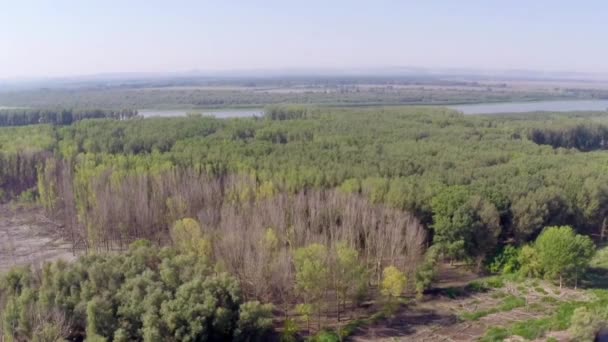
(1, 0, 607, 78)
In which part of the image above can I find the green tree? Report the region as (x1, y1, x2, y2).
(381, 266, 407, 300)
(332, 242, 367, 322)
(415, 246, 440, 298)
(86, 297, 116, 339)
(293, 244, 329, 330)
(517, 245, 542, 278)
(170, 218, 211, 260)
(432, 186, 500, 264)
(234, 301, 274, 341)
(535, 226, 595, 287)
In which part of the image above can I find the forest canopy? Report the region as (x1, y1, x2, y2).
(2, 106, 608, 340)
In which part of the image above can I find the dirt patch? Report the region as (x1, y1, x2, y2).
(352, 273, 591, 342)
(0, 204, 76, 272)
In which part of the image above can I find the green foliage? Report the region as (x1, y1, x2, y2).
(479, 327, 509, 342)
(381, 266, 407, 299)
(170, 218, 211, 260)
(294, 244, 329, 302)
(0, 242, 272, 341)
(0, 108, 137, 127)
(415, 245, 439, 297)
(333, 242, 367, 309)
(294, 244, 329, 329)
(489, 245, 521, 274)
(590, 245, 608, 269)
(534, 226, 595, 286)
(569, 307, 605, 342)
(466, 277, 505, 293)
(338, 178, 360, 194)
(13, 107, 608, 256)
(280, 318, 299, 342)
(518, 245, 542, 278)
(234, 301, 274, 341)
(480, 296, 601, 341)
(529, 124, 608, 151)
(295, 303, 314, 331)
(307, 329, 340, 342)
(431, 186, 500, 263)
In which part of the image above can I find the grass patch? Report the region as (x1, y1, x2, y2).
(534, 286, 548, 295)
(480, 299, 588, 340)
(460, 295, 526, 321)
(479, 327, 509, 342)
(499, 295, 526, 311)
(466, 276, 505, 293)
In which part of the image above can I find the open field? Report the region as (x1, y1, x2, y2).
(0, 204, 76, 272)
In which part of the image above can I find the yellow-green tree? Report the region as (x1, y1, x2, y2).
(333, 242, 367, 322)
(381, 266, 407, 301)
(294, 244, 329, 330)
(170, 218, 211, 260)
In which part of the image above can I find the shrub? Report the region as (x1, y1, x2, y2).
(488, 245, 520, 274)
(569, 307, 605, 342)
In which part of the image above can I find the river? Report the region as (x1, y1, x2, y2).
(139, 108, 263, 118)
(448, 100, 608, 115)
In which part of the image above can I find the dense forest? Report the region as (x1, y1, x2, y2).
(2, 106, 608, 340)
(0, 84, 590, 110)
(0, 108, 138, 126)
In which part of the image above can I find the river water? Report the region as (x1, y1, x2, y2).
(139, 109, 263, 118)
(448, 100, 608, 115)
(139, 100, 608, 118)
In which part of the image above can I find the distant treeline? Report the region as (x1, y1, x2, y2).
(0, 108, 138, 126)
(0, 86, 578, 110)
(528, 124, 608, 151)
(264, 105, 315, 120)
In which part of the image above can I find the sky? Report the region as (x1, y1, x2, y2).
(1, 0, 607, 78)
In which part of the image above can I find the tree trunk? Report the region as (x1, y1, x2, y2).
(377, 260, 381, 287)
(559, 275, 563, 289)
(318, 307, 322, 331)
(336, 291, 341, 323)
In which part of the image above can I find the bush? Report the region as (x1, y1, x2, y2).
(488, 245, 520, 274)
(569, 307, 605, 342)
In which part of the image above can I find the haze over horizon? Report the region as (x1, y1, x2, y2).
(2, 0, 608, 79)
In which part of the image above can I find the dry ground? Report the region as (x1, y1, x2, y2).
(351, 266, 591, 342)
(0, 204, 75, 272)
